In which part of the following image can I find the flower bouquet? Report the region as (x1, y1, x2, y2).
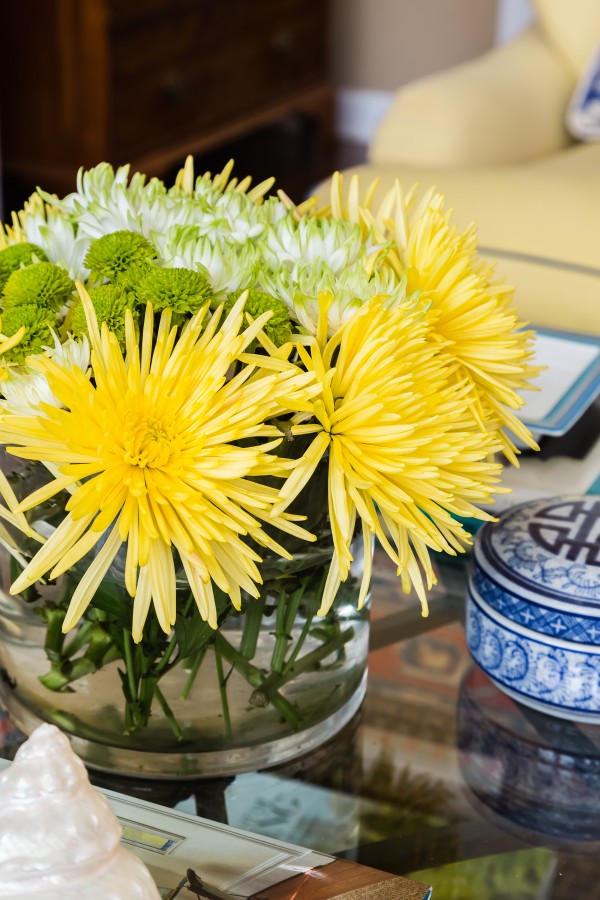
(0, 159, 537, 775)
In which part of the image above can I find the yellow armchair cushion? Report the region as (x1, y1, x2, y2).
(532, 0, 600, 73)
(370, 28, 574, 168)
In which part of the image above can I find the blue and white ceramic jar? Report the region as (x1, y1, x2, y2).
(466, 495, 600, 722)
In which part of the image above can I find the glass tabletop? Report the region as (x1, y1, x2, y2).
(1, 548, 599, 899)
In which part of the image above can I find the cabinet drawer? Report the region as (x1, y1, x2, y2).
(109, 0, 328, 158)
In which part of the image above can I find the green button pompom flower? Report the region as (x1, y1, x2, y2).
(0, 242, 48, 292)
(226, 288, 292, 347)
(84, 230, 157, 283)
(69, 284, 135, 346)
(123, 264, 213, 315)
(1, 304, 56, 363)
(2, 262, 75, 312)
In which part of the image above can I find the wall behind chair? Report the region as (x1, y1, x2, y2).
(331, 0, 529, 144)
(495, 0, 534, 44)
(331, 0, 497, 91)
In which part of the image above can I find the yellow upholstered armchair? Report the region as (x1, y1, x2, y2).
(330, 0, 600, 333)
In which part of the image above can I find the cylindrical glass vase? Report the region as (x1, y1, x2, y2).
(0, 537, 369, 778)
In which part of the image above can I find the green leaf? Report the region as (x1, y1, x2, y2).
(173, 589, 231, 658)
(87, 579, 132, 627)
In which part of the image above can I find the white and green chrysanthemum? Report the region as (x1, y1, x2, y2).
(261, 215, 380, 276)
(180, 156, 275, 207)
(204, 191, 271, 244)
(158, 228, 259, 297)
(1, 333, 90, 416)
(42, 161, 276, 252)
(42, 165, 197, 243)
(259, 260, 409, 336)
(15, 199, 90, 282)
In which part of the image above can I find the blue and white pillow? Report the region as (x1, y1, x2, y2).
(566, 43, 600, 141)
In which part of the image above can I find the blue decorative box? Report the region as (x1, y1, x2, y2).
(466, 495, 600, 722)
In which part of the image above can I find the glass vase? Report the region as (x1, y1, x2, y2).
(0, 532, 369, 778)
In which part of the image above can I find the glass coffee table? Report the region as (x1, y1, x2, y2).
(1, 545, 598, 899)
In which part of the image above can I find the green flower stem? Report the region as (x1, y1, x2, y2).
(155, 684, 183, 741)
(69, 629, 119, 678)
(251, 625, 355, 706)
(214, 632, 263, 688)
(279, 565, 329, 675)
(121, 629, 142, 734)
(283, 586, 304, 635)
(156, 594, 195, 675)
(62, 621, 98, 658)
(154, 634, 178, 676)
(138, 651, 154, 713)
(214, 631, 302, 730)
(268, 692, 303, 730)
(39, 660, 94, 692)
(180, 646, 207, 700)
(85, 628, 121, 667)
(271, 586, 303, 673)
(213, 641, 232, 742)
(270, 589, 289, 673)
(281, 613, 314, 674)
(43, 607, 68, 663)
(123, 694, 134, 734)
(123, 599, 197, 738)
(122, 629, 139, 703)
(39, 619, 121, 692)
(34, 553, 353, 741)
(239, 595, 264, 659)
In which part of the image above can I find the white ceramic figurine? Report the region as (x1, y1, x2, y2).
(0, 723, 160, 898)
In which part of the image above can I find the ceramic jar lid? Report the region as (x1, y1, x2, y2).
(473, 495, 600, 637)
(466, 495, 600, 723)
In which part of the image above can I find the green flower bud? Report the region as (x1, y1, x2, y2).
(226, 288, 292, 347)
(2, 262, 75, 312)
(0, 242, 48, 292)
(113, 267, 139, 301)
(1, 305, 56, 363)
(70, 285, 135, 346)
(84, 230, 157, 283)
(128, 264, 213, 315)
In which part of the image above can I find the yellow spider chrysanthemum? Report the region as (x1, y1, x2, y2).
(174, 154, 276, 203)
(0, 289, 318, 641)
(0, 322, 42, 564)
(0, 323, 26, 376)
(319, 173, 540, 464)
(274, 292, 506, 616)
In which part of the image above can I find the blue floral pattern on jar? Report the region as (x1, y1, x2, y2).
(467, 594, 600, 719)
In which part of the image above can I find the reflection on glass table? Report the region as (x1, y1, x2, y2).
(1, 547, 600, 899)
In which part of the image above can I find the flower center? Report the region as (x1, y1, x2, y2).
(123, 414, 179, 468)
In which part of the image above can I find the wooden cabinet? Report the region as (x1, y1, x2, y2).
(0, 0, 332, 194)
